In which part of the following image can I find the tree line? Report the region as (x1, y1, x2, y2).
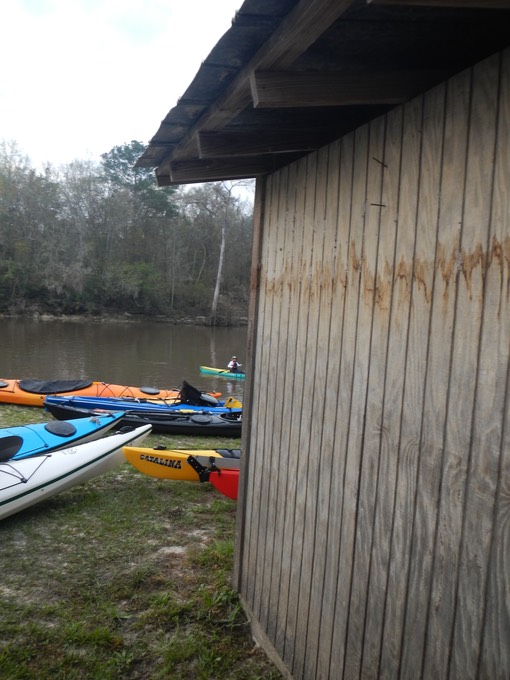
(0, 140, 254, 324)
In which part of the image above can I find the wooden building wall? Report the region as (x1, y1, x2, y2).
(234, 48, 510, 680)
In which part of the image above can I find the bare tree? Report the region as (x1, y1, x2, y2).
(181, 181, 249, 324)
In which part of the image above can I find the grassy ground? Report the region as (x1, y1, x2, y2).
(0, 405, 281, 680)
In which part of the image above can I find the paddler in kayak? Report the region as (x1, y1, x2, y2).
(227, 355, 242, 373)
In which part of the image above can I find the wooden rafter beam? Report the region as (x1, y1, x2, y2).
(367, 0, 510, 7)
(163, 154, 303, 183)
(166, 0, 357, 164)
(155, 168, 172, 186)
(146, 142, 177, 153)
(250, 70, 446, 108)
(198, 129, 337, 158)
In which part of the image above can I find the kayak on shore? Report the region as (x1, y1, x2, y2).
(0, 424, 152, 521)
(187, 454, 239, 500)
(123, 445, 240, 481)
(43, 400, 243, 437)
(0, 411, 125, 461)
(0, 377, 221, 407)
(41, 379, 233, 414)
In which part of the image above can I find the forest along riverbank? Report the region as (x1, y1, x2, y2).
(0, 150, 254, 322)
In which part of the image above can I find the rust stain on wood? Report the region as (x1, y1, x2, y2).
(261, 237, 510, 315)
(488, 235, 510, 300)
(436, 241, 460, 303)
(413, 258, 432, 304)
(460, 242, 486, 297)
(395, 256, 411, 289)
(373, 261, 394, 310)
(350, 240, 362, 273)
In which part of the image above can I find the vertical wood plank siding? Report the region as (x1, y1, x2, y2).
(235, 49, 510, 680)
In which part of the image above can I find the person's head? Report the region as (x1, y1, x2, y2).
(232, 355, 237, 360)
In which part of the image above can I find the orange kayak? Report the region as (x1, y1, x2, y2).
(0, 378, 219, 407)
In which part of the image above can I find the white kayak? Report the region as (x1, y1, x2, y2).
(0, 424, 152, 521)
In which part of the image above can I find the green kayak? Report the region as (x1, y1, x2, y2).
(199, 365, 246, 380)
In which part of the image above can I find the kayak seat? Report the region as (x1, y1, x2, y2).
(140, 386, 160, 395)
(190, 414, 212, 424)
(216, 449, 241, 459)
(44, 421, 78, 437)
(0, 381, 9, 388)
(199, 393, 220, 406)
(19, 379, 93, 394)
(0, 435, 23, 462)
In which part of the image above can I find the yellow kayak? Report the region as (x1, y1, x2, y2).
(123, 445, 241, 481)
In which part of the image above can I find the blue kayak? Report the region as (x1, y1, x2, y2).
(44, 394, 242, 415)
(0, 411, 125, 461)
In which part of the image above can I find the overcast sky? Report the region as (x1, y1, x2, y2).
(0, 0, 242, 170)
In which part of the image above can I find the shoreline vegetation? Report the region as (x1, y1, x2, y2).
(0, 143, 253, 329)
(0, 311, 248, 326)
(0, 405, 280, 679)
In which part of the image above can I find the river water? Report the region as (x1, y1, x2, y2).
(0, 318, 247, 401)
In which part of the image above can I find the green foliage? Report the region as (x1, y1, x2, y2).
(0, 140, 253, 322)
(101, 141, 178, 219)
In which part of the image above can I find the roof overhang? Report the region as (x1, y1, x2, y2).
(136, 0, 510, 186)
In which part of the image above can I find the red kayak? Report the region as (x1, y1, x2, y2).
(187, 455, 239, 500)
(208, 469, 239, 500)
